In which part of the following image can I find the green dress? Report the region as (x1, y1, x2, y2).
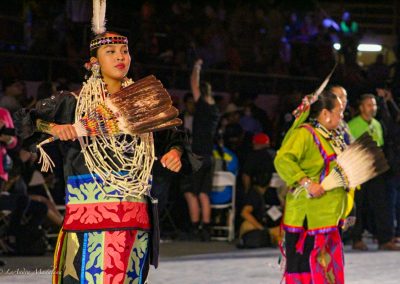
(274, 124, 347, 232)
(275, 123, 347, 283)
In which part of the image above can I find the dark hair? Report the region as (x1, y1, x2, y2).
(89, 31, 125, 58)
(309, 90, 338, 119)
(358, 93, 375, 106)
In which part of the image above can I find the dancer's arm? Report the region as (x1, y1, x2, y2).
(190, 59, 203, 102)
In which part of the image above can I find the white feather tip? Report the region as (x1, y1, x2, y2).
(92, 0, 107, 35)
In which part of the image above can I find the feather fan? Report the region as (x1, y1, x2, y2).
(321, 133, 389, 190)
(71, 75, 182, 137)
(293, 133, 389, 198)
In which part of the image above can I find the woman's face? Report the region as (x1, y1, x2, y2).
(95, 43, 131, 82)
(325, 98, 344, 130)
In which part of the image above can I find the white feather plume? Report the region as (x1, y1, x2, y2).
(293, 133, 389, 198)
(321, 133, 389, 190)
(92, 0, 107, 35)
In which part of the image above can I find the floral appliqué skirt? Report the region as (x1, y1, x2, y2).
(52, 174, 151, 284)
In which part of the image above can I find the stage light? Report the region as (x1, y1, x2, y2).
(333, 43, 341, 50)
(332, 43, 382, 52)
(357, 44, 382, 52)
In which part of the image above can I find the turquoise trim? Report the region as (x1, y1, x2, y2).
(80, 233, 89, 284)
(138, 246, 149, 284)
(68, 171, 130, 181)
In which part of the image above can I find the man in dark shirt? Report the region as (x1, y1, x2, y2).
(183, 59, 219, 241)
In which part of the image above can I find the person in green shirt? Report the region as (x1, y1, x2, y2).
(348, 94, 384, 146)
(348, 94, 399, 251)
(275, 90, 347, 284)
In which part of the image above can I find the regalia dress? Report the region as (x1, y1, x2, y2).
(274, 121, 348, 284)
(15, 80, 157, 283)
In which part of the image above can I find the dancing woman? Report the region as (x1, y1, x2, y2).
(15, 27, 183, 283)
(274, 90, 347, 284)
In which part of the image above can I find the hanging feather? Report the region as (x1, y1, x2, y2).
(292, 62, 337, 118)
(282, 63, 338, 147)
(92, 0, 107, 35)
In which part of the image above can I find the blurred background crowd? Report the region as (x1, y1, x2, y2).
(0, 0, 400, 256)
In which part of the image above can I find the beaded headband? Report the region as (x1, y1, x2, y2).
(90, 36, 128, 50)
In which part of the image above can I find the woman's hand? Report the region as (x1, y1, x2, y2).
(300, 177, 325, 198)
(307, 182, 325, 198)
(51, 124, 78, 141)
(160, 148, 182, 173)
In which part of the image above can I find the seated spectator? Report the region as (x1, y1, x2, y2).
(0, 107, 49, 254)
(0, 166, 48, 255)
(238, 173, 274, 248)
(19, 149, 63, 227)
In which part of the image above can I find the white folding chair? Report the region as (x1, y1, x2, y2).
(210, 171, 236, 242)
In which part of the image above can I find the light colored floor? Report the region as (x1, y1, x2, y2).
(1, 243, 400, 283)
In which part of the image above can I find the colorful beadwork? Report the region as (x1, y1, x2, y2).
(80, 103, 120, 136)
(90, 36, 128, 50)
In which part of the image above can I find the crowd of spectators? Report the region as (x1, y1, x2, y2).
(1, 1, 393, 80)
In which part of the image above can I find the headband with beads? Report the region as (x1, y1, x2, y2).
(90, 36, 128, 50)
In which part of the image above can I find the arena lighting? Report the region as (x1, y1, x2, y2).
(333, 43, 341, 50)
(357, 44, 382, 52)
(333, 43, 382, 52)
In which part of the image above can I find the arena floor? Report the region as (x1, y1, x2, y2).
(0, 241, 399, 283)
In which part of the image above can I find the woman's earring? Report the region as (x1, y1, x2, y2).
(91, 62, 100, 78)
(326, 117, 331, 123)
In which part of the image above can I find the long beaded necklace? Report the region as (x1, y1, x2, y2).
(75, 75, 155, 198)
